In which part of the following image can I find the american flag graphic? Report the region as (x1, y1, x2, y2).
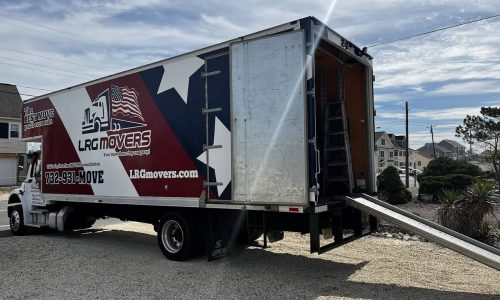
(111, 85, 144, 121)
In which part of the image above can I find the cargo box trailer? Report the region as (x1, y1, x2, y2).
(7, 16, 377, 261)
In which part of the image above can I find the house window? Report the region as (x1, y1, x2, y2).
(399, 151, 403, 156)
(394, 150, 398, 157)
(389, 151, 393, 158)
(380, 150, 385, 158)
(18, 154, 25, 168)
(9, 123, 20, 139)
(381, 139, 385, 146)
(0, 122, 8, 138)
(418, 161, 421, 166)
(400, 162, 404, 166)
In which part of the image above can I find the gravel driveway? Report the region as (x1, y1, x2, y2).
(1, 221, 499, 300)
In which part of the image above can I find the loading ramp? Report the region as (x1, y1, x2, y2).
(346, 194, 500, 271)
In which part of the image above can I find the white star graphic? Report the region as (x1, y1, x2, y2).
(157, 56, 204, 103)
(197, 117, 232, 196)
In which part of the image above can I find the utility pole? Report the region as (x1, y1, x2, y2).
(405, 101, 409, 188)
(468, 128, 473, 160)
(430, 125, 436, 158)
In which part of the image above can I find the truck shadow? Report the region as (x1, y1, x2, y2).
(40, 229, 499, 300)
(0, 229, 12, 238)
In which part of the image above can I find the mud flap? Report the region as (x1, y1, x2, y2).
(204, 210, 233, 261)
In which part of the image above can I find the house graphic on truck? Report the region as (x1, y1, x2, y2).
(82, 85, 145, 134)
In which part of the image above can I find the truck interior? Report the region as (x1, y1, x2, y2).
(314, 39, 371, 200)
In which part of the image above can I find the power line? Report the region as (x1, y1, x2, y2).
(16, 85, 52, 92)
(0, 46, 111, 71)
(0, 55, 96, 78)
(367, 13, 500, 48)
(0, 90, 37, 97)
(0, 19, 73, 42)
(0, 61, 89, 80)
(0, 13, 96, 45)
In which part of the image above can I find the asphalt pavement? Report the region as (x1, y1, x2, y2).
(0, 195, 9, 230)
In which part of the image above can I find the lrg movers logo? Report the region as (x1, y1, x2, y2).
(78, 85, 151, 155)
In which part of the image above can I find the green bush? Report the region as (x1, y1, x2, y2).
(419, 157, 482, 179)
(377, 166, 412, 204)
(419, 174, 474, 199)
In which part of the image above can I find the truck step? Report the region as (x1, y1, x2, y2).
(328, 162, 347, 167)
(25, 224, 46, 228)
(325, 131, 344, 136)
(201, 70, 221, 77)
(202, 107, 222, 114)
(325, 146, 345, 151)
(325, 176, 349, 182)
(30, 209, 48, 215)
(204, 144, 223, 150)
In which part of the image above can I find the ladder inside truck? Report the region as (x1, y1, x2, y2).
(319, 66, 353, 198)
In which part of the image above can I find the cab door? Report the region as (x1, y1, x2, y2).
(23, 147, 45, 208)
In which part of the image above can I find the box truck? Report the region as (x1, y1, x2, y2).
(7, 16, 378, 261)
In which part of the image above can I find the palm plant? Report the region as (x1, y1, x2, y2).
(463, 181, 495, 226)
(437, 189, 471, 234)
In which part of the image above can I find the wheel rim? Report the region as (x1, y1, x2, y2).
(10, 210, 20, 232)
(161, 220, 184, 253)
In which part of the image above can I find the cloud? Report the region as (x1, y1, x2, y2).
(430, 80, 500, 95)
(374, 93, 402, 103)
(378, 106, 481, 120)
(0, 0, 498, 165)
(371, 21, 500, 91)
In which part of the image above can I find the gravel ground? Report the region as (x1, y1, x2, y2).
(1, 221, 499, 300)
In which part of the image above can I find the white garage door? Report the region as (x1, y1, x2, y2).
(0, 157, 17, 186)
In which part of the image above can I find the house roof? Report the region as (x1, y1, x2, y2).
(434, 144, 451, 153)
(392, 136, 406, 149)
(416, 150, 433, 159)
(418, 143, 451, 154)
(375, 131, 384, 141)
(0, 84, 22, 119)
(440, 139, 465, 149)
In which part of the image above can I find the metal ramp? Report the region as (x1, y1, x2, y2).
(346, 194, 500, 271)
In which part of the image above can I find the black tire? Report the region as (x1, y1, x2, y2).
(157, 212, 198, 261)
(65, 213, 97, 230)
(237, 227, 263, 244)
(94, 118, 101, 132)
(9, 205, 27, 236)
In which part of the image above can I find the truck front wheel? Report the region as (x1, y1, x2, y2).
(157, 212, 198, 261)
(9, 206, 27, 236)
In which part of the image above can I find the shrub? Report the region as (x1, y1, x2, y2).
(462, 181, 495, 227)
(419, 174, 474, 199)
(377, 166, 412, 204)
(419, 157, 482, 179)
(476, 222, 498, 246)
(437, 181, 497, 241)
(437, 189, 474, 236)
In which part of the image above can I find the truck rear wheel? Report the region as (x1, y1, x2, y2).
(9, 206, 27, 236)
(157, 212, 198, 261)
(66, 215, 97, 230)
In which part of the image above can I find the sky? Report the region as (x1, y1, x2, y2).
(0, 0, 499, 149)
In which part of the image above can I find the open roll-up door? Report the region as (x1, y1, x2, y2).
(231, 30, 307, 205)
